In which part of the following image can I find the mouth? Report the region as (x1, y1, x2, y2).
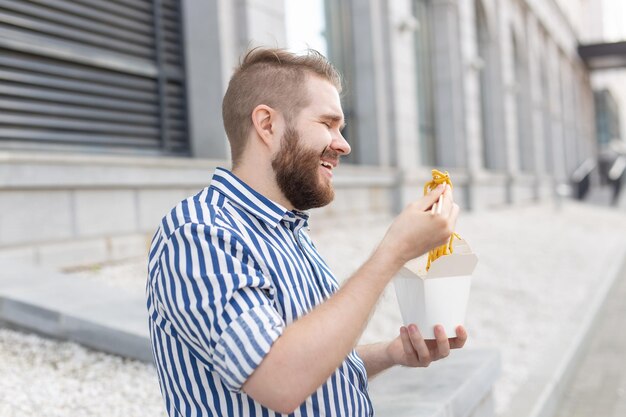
(319, 160, 336, 178)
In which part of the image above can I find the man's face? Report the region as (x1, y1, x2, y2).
(271, 76, 351, 211)
(272, 126, 338, 210)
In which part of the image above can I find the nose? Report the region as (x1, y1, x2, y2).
(331, 131, 351, 156)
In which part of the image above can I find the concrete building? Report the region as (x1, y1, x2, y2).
(0, 0, 619, 269)
(2, 3, 623, 416)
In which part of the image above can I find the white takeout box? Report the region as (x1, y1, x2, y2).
(394, 239, 478, 340)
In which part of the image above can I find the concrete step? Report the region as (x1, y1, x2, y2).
(368, 349, 500, 417)
(0, 261, 151, 362)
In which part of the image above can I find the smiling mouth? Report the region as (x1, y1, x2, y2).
(319, 161, 336, 179)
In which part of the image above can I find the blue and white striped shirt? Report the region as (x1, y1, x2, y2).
(147, 168, 373, 416)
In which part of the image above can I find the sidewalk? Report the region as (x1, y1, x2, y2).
(555, 254, 626, 417)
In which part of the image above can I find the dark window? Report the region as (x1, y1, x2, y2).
(414, 0, 437, 166)
(0, 0, 188, 155)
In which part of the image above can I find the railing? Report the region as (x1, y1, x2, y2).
(608, 155, 626, 206)
(570, 158, 597, 200)
(608, 155, 626, 182)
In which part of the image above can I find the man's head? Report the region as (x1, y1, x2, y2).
(222, 48, 342, 167)
(223, 48, 350, 211)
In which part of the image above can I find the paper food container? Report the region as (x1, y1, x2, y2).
(394, 238, 478, 340)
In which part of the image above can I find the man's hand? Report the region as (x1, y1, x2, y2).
(378, 184, 460, 267)
(386, 324, 468, 368)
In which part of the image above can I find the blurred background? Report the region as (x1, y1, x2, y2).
(0, 0, 625, 416)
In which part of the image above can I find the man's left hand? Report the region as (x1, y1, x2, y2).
(386, 324, 468, 368)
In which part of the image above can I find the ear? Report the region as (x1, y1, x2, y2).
(251, 104, 282, 149)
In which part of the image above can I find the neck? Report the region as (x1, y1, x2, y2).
(231, 163, 294, 210)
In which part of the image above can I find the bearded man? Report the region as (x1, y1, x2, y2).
(147, 48, 465, 417)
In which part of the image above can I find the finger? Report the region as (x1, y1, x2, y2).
(400, 326, 418, 361)
(408, 324, 431, 365)
(449, 326, 468, 349)
(433, 325, 450, 359)
(415, 184, 446, 212)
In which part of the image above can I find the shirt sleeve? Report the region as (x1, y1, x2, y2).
(158, 222, 285, 392)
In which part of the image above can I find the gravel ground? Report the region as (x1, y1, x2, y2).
(2, 201, 626, 416)
(0, 329, 165, 417)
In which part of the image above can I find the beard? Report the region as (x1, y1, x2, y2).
(272, 126, 338, 211)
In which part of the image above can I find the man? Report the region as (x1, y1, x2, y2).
(147, 48, 465, 416)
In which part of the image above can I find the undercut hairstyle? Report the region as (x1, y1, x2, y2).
(222, 47, 342, 167)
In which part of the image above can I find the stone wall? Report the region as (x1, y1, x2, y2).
(0, 152, 397, 269)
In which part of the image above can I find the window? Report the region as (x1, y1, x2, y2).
(475, 0, 495, 169)
(285, 0, 327, 55)
(414, 0, 437, 166)
(0, 0, 188, 155)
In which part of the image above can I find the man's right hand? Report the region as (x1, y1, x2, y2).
(378, 183, 460, 267)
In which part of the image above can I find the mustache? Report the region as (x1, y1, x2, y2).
(320, 145, 340, 162)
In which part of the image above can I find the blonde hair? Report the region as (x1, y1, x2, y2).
(222, 48, 342, 166)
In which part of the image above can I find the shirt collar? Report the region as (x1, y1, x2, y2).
(210, 168, 309, 229)
(281, 208, 310, 232)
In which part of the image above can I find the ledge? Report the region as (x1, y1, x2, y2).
(0, 260, 152, 362)
(369, 349, 500, 417)
(0, 151, 398, 189)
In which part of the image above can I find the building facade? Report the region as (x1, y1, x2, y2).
(0, 0, 609, 267)
(322, 0, 598, 209)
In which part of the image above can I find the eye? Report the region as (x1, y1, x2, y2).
(322, 121, 331, 128)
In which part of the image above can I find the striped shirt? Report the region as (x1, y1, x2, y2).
(147, 167, 373, 416)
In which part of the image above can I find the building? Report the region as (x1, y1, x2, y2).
(0, 0, 619, 268)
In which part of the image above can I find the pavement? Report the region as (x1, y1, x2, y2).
(555, 255, 626, 417)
